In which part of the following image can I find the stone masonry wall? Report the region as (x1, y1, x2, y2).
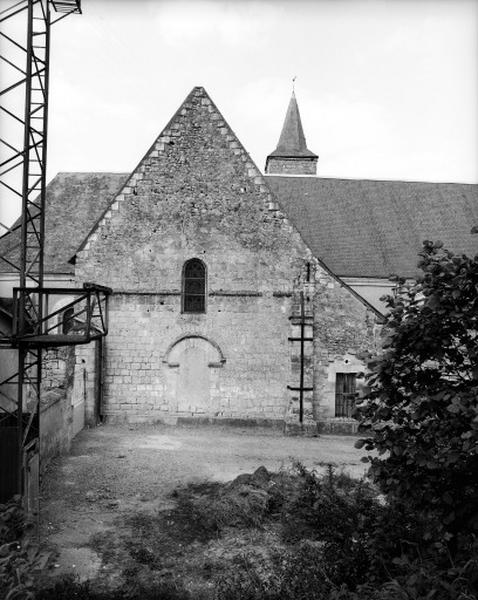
(102, 292, 291, 422)
(266, 157, 317, 176)
(76, 88, 312, 293)
(74, 87, 318, 424)
(313, 273, 381, 425)
(40, 347, 75, 469)
(71, 342, 98, 432)
(40, 342, 99, 465)
(75, 86, 376, 427)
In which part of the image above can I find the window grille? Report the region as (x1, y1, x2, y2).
(182, 259, 206, 313)
(335, 373, 357, 417)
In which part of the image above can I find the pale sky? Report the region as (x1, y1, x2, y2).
(1, 0, 477, 228)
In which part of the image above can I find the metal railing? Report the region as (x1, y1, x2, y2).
(10, 283, 111, 345)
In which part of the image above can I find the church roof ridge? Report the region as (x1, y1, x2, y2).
(264, 174, 478, 186)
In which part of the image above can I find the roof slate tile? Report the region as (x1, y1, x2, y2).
(266, 176, 478, 278)
(0, 172, 127, 274)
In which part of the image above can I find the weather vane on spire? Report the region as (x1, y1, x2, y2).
(292, 76, 297, 93)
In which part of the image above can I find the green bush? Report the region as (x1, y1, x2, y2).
(281, 465, 383, 587)
(214, 464, 478, 599)
(356, 240, 478, 552)
(0, 496, 24, 544)
(0, 496, 53, 600)
(214, 542, 331, 600)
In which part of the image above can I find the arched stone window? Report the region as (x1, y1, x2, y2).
(182, 258, 206, 313)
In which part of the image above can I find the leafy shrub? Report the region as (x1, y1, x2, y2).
(214, 542, 331, 600)
(0, 496, 50, 600)
(213, 468, 478, 599)
(333, 543, 478, 600)
(281, 465, 383, 587)
(0, 496, 24, 543)
(356, 240, 478, 552)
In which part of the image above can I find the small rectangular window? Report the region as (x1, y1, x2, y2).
(335, 373, 357, 417)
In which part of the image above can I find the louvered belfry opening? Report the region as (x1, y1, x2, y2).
(182, 259, 206, 313)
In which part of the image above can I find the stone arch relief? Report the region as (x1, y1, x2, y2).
(162, 335, 226, 414)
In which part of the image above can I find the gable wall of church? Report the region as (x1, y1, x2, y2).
(74, 88, 317, 423)
(74, 87, 378, 428)
(75, 89, 311, 292)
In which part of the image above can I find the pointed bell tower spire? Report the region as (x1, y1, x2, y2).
(265, 87, 318, 175)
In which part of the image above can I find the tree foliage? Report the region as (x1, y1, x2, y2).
(356, 239, 478, 548)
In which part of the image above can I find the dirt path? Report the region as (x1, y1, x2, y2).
(39, 423, 368, 582)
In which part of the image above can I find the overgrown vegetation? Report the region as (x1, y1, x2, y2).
(35, 463, 478, 599)
(34, 576, 195, 600)
(0, 496, 49, 600)
(356, 241, 478, 553)
(353, 238, 478, 598)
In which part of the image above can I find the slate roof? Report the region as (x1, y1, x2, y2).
(266, 176, 478, 278)
(1, 171, 477, 280)
(0, 172, 128, 274)
(267, 93, 317, 159)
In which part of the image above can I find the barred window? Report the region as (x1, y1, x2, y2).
(182, 258, 206, 313)
(335, 373, 357, 417)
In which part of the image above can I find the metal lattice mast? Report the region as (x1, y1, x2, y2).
(0, 0, 82, 507)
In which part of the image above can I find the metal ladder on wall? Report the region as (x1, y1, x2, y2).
(287, 290, 314, 424)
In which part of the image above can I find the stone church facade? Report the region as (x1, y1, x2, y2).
(2, 85, 476, 440)
(74, 86, 379, 431)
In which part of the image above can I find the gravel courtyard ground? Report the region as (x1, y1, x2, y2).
(39, 423, 369, 583)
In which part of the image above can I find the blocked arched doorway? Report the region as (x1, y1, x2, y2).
(163, 335, 226, 414)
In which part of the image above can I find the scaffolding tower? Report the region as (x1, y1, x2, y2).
(0, 0, 111, 513)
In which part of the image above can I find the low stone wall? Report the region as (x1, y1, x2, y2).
(318, 419, 359, 435)
(40, 341, 98, 470)
(40, 347, 76, 470)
